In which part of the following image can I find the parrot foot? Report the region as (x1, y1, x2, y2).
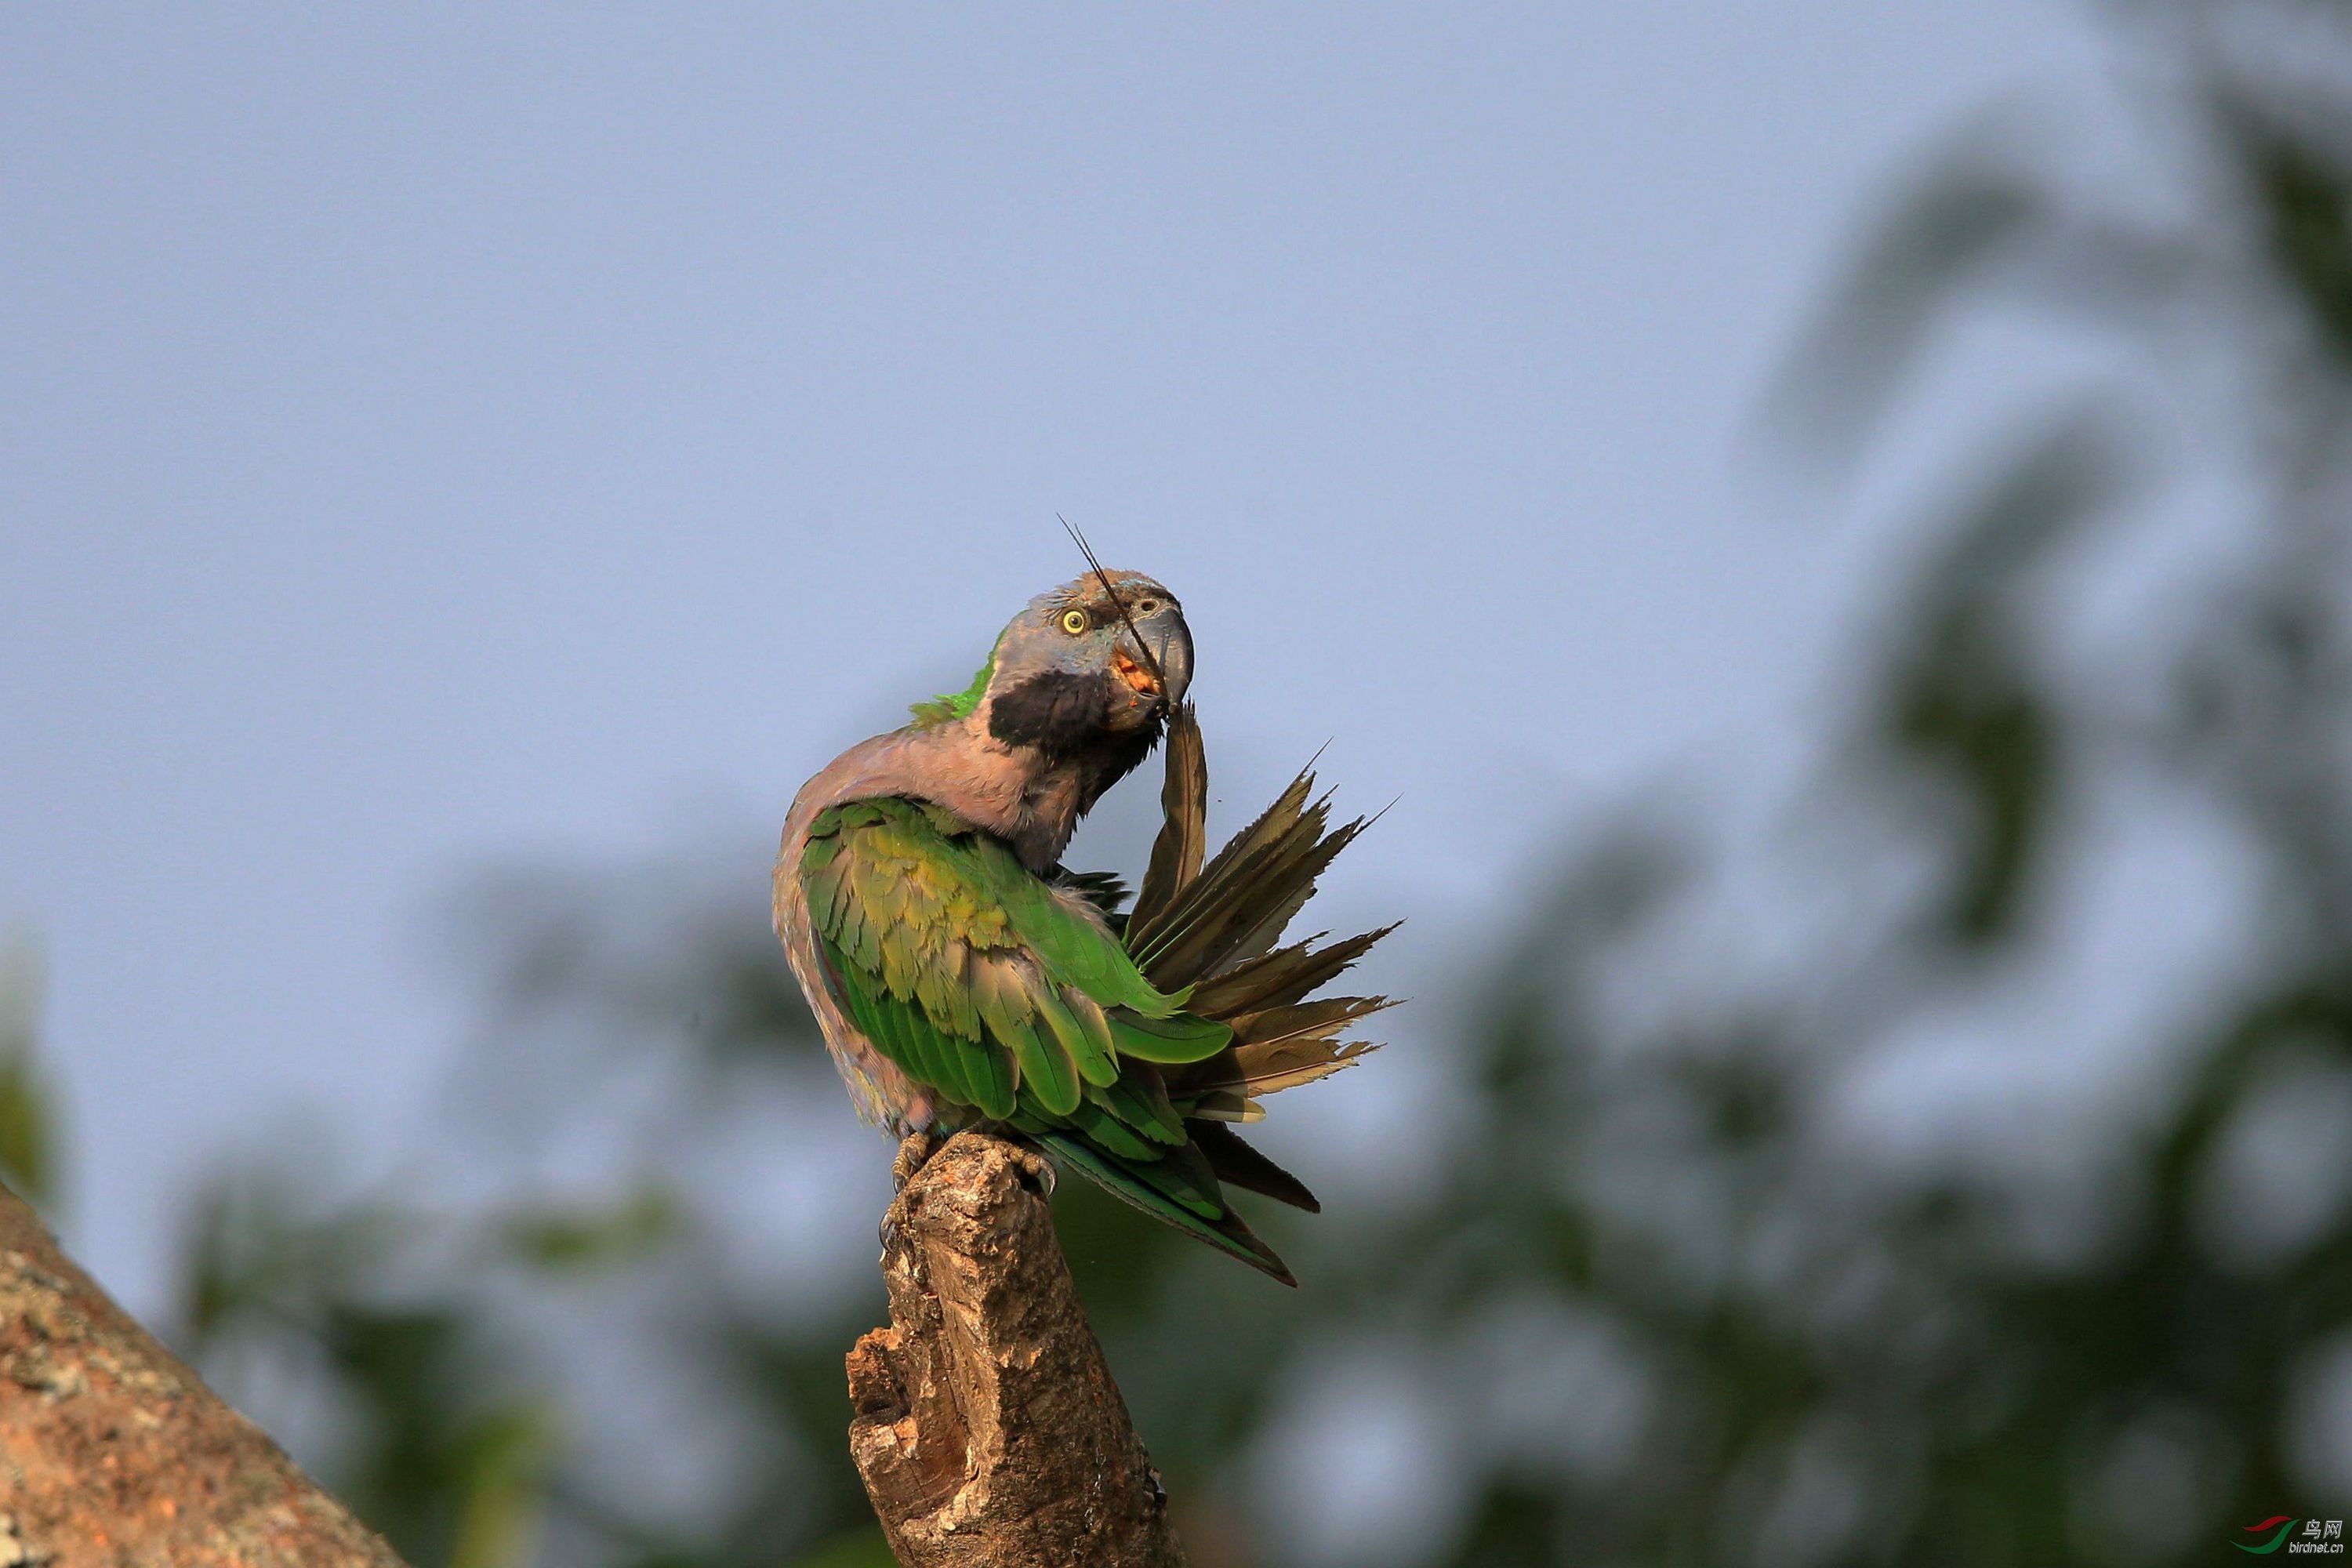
(891, 1131, 938, 1191)
(880, 1131, 938, 1257)
(1009, 1143, 1056, 1196)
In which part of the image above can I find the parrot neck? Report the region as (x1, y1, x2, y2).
(789, 710, 1156, 874)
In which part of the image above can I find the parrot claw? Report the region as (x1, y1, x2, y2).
(880, 1131, 938, 1257)
(891, 1131, 938, 1190)
(1011, 1144, 1056, 1195)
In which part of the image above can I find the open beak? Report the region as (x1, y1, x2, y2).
(1111, 648, 1159, 698)
(1109, 610, 1192, 708)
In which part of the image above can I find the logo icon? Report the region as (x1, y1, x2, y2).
(2238, 1518, 2346, 1555)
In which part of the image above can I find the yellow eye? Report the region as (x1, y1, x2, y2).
(1060, 608, 1090, 635)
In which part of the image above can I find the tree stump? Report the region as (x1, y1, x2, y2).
(846, 1131, 1185, 1567)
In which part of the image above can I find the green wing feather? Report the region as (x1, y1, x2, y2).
(800, 796, 1243, 1188)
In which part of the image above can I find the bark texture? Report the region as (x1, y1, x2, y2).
(0, 1180, 405, 1568)
(847, 1132, 1185, 1568)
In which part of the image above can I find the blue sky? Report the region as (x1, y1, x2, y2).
(0, 5, 2106, 1316)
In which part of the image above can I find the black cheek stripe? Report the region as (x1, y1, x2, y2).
(988, 670, 1117, 757)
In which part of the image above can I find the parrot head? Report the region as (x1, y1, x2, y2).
(913, 569, 1192, 752)
(981, 569, 1192, 753)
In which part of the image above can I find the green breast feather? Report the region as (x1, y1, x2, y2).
(801, 706, 1393, 1283)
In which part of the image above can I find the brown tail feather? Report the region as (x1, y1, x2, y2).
(1188, 923, 1402, 1018)
(1231, 993, 1396, 1047)
(1112, 711, 1390, 1284)
(1127, 769, 1319, 967)
(1189, 1120, 1321, 1212)
(1167, 1034, 1383, 1102)
(1137, 791, 1366, 990)
(1128, 702, 1207, 933)
(1196, 813, 1367, 982)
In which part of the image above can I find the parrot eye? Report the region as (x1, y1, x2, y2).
(1060, 608, 1090, 636)
(1136, 599, 1158, 613)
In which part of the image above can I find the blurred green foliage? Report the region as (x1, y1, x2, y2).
(23, 2, 2340, 1563)
(0, 932, 59, 1208)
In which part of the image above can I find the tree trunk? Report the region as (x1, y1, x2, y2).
(846, 1131, 1186, 1568)
(0, 1180, 405, 1567)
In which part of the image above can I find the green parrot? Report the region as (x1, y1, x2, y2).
(773, 568, 1391, 1283)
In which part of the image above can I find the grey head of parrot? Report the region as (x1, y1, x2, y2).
(978, 569, 1192, 757)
